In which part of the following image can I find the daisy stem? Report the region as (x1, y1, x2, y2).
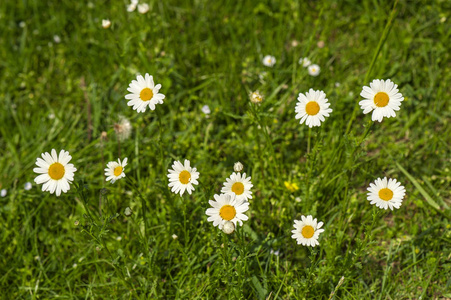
(345, 0, 398, 134)
(125, 176, 149, 238)
(307, 127, 312, 154)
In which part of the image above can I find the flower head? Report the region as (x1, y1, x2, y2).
(291, 215, 325, 247)
(125, 73, 165, 113)
(284, 181, 299, 192)
(138, 3, 149, 14)
(167, 160, 200, 196)
(33, 149, 77, 196)
(222, 221, 235, 234)
(105, 158, 128, 184)
(262, 55, 276, 67)
(221, 172, 253, 202)
(308, 64, 320, 76)
(299, 57, 311, 67)
(359, 79, 404, 122)
(102, 19, 111, 29)
(366, 177, 406, 210)
(233, 162, 244, 172)
(114, 116, 132, 141)
(206, 194, 249, 230)
(250, 91, 263, 104)
(201, 105, 211, 115)
(0, 189, 6, 197)
(295, 89, 333, 127)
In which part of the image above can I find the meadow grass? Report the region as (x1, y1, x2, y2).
(0, 0, 450, 299)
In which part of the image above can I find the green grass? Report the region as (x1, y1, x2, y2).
(1, 0, 450, 298)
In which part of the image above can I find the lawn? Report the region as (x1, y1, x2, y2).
(0, 0, 450, 299)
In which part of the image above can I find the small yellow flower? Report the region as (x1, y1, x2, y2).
(284, 181, 299, 192)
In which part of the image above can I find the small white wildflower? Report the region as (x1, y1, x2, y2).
(116, 236, 122, 241)
(24, 182, 32, 191)
(53, 35, 61, 43)
(124, 207, 133, 216)
(335, 82, 341, 87)
(19, 21, 26, 28)
(138, 3, 149, 14)
(299, 57, 311, 67)
(73, 263, 78, 268)
(201, 105, 211, 115)
(172, 234, 178, 240)
(249, 90, 263, 104)
(1, 189, 7, 197)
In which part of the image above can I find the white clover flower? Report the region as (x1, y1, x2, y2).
(167, 160, 200, 196)
(125, 73, 165, 113)
(291, 215, 325, 247)
(206, 194, 249, 230)
(359, 79, 404, 122)
(33, 149, 77, 196)
(366, 177, 406, 210)
(262, 55, 276, 67)
(308, 64, 320, 76)
(295, 89, 333, 127)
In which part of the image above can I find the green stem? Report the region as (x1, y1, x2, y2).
(126, 177, 149, 238)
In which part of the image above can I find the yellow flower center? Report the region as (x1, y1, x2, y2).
(305, 101, 320, 116)
(179, 170, 191, 184)
(48, 162, 65, 180)
(301, 225, 315, 239)
(378, 188, 394, 201)
(114, 166, 123, 177)
(374, 92, 389, 107)
(219, 205, 236, 221)
(231, 182, 245, 195)
(139, 88, 154, 101)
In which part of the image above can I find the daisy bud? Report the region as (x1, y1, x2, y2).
(102, 19, 111, 29)
(233, 162, 243, 172)
(223, 221, 235, 234)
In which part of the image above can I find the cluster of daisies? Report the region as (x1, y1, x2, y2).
(32, 71, 407, 248)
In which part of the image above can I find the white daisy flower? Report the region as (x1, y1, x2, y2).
(102, 19, 111, 29)
(0, 189, 6, 197)
(291, 215, 325, 247)
(359, 79, 404, 122)
(366, 177, 406, 210)
(137, 3, 149, 14)
(105, 158, 128, 184)
(205, 194, 249, 230)
(262, 55, 276, 67)
(249, 90, 263, 104)
(167, 160, 199, 196)
(295, 89, 333, 127)
(127, 0, 138, 12)
(308, 64, 320, 76)
(33, 149, 77, 197)
(299, 57, 311, 67)
(125, 73, 165, 113)
(221, 172, 253, 202)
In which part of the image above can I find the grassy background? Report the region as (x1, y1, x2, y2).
(1, 0, 450, 298)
